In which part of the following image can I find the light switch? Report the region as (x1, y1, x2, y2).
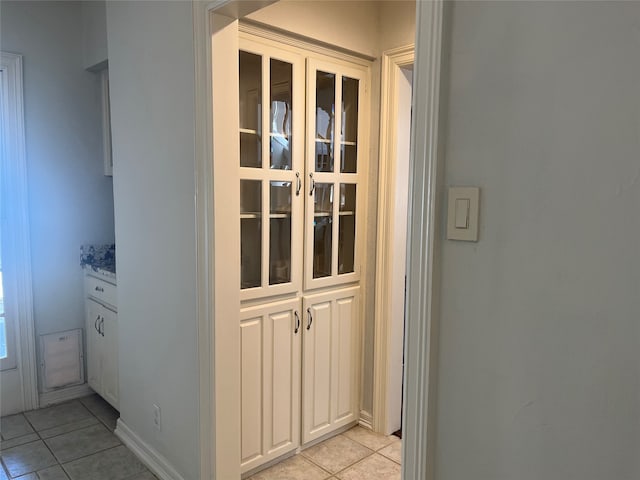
(454, 198, 470, 229)
(447, 187, 480, 241)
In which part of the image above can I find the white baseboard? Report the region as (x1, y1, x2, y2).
(39, 383, 93, 408)
(115, 419, 185, 480)
(359, 410, 373, 430)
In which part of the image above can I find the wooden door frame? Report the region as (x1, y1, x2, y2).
(193, 1, 445, 478)
(372, 44, 414, 436)
(0, 52, 39, 415)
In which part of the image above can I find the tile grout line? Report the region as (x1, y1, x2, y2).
(1, 398, 121, 480)
(298, 431, 401, 479)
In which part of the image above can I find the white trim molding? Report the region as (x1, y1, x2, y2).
(402, 2, 445, 480)
(192, 2, 216, 479)
(0, 51, 38, 414)
(115, 419, 186, 480)
(358, 410, 373, 430)
(39, 383, 93, 408)
(372, 44, 415, 436)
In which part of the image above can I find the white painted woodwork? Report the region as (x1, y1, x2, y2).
(239, 35, 305, 302)
(303, 57, 368, 292)
(0, 52, 38, 415)
(101, 306, 119, 408)
(402, 1, 444, 478)
(302, 286, 360, 444)
(84, 276, 119, 410)
(236, 29, 368, 472)
(86, 299, 101, 391)
(240, 298, 301, 474)
(373, 45, 414, 436)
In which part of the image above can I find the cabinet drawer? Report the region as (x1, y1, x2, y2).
(86, 275, 117, 308)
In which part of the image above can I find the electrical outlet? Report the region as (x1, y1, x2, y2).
(153, 404, 161, 431)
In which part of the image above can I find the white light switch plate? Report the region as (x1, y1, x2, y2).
(447, 187, 479, 241)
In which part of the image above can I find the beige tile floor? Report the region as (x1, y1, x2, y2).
(0, 395, 157, 480)
(248, 426, 402, 480)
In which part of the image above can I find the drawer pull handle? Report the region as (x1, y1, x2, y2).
(295, 172, 301, 197)
(94, 286, 105, 292)
(306, 308, 313, 330)
(294, 310, 300, 334)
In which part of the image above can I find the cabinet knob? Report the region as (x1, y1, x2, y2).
(95, 286, 104, 292)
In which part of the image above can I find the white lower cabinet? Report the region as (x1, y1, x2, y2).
(240, 286, 360, 474)
(302, 286, 360, 444)
(86, 299, 119, 410)
(85, 275, 119, 411)
(241, 298, 302, 473)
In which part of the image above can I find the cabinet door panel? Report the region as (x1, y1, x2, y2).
(302, 287, 360, 444)
(239, 36, 305, 303)
(334, 295, 358, 422)
(305, 57, 368, 291)
(302, 299, 332, 443)
(240, 317, 263, 465)
(101, 307, 119, 410)
(268, 308, 299, 451)
(85, 300, 101, 392)
(240, 298, 301, 474)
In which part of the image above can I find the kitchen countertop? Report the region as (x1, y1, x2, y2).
(80, 244, 116, 282)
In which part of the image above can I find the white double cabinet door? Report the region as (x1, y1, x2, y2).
(240, 287, 360, 472)
(238, 32, 369, 473)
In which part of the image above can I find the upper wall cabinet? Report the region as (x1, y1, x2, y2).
(239, 34, 369, 301)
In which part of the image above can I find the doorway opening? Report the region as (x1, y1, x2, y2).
(373, 48, 414, 439)
(198, 1, 444, 479)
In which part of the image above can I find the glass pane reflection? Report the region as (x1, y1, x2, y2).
(269, 181, 292, 285)
(313, 183, 333, 278)
(315, 71, 335, 172)
(270, 59, 292, 170)
(239, 51, 262, 168)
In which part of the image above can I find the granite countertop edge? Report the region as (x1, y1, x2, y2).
(80, 244, 116, 282)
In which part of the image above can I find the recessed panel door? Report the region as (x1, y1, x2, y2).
(240, 297, 302, 474)
(302, 286, 360, 444)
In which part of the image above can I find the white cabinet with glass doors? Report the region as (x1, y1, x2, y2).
(238, 31, 369, 474)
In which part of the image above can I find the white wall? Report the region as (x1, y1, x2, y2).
(0, 0, 115, 387)
(105, 2, 199, 478)
(435, 2, 640, 479)
(247, 0, 380, 57)
(81, 0, 108, 69)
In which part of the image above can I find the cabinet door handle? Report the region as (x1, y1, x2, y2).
(100, 317, 105, 337)
(295, 172, 301, 196)
(95, 286, 104, 292)
(309, 173, 315, 196)
(294, 310, 300, 334)
(306, 308, 313, 330)
(95, 315, 100, 332)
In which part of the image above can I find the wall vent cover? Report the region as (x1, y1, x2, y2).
(39, 328, 84, 391)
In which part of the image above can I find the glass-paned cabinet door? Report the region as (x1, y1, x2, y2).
(239, 36, 304, 301)
(305, 58, 368, 290)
